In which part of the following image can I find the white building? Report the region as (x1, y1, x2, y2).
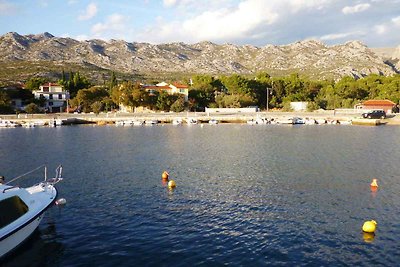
(290, 102, 308, 111)
(33, 83, 70, 112)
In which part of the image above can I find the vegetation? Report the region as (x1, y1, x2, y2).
(24, 103, 40, 114)
(1, 69, 400, 114)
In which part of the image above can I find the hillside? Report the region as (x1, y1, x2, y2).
(0, 32, 399, 84)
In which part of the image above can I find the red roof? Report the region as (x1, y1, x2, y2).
(172, 82, 188, 89)
(363, 100, 395, 106)
(41, 83, 61, 87)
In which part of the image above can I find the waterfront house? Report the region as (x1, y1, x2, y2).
(33, 83, 70, 112)
(144, 82, 189, 101)
(355, 99, 396, 113)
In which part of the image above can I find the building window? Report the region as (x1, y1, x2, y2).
(43, 86, 49, 92)
(49, 102, 53, 106)
(49, 94, 53, 99)
(58, 94, 62, 99)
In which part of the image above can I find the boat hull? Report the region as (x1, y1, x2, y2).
(0, 215, 43, 258)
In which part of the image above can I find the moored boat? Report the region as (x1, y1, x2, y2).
(0, 165, 64, 259)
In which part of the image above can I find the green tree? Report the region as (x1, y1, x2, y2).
(25, 77, 47, 91)
(156, 91, 178, 111)
(72, 86, 109, 112)
(0, 90, 13, 114)
(25, 103, 40, 114)
(91, 101, 103, 115)
(170, 95, 186, 112)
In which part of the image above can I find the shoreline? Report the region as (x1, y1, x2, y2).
(2, 111, 400, 126)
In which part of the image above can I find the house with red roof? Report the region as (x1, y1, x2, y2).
(355, 99, 396, 113)
(144, 82, 189, 101)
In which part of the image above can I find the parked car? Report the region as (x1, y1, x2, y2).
(362, 110, 386, 119)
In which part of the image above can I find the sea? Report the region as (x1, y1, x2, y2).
(1, 123, 400, 266)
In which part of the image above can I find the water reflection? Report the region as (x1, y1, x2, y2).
(2, 218, 64, 267)
(363, 232, 375, 243)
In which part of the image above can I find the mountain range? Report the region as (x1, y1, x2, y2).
(0, 32, 399, 83)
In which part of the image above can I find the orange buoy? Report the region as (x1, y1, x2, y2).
(162, 171, 169, 180)
(370, 178, 378, 188)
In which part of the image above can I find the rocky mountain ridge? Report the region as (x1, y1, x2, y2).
(0, 32, 399, 81)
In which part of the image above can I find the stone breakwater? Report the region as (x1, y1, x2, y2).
(2, 111, 400, 126)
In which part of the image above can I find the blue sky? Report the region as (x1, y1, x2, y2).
(0, 0, 399, 47)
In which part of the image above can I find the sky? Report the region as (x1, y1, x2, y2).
(0, 0, 399, 47)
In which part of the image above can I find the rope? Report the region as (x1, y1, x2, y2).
(5, 165, 46, 185)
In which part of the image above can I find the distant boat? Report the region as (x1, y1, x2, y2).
(292, 117, 305, 125)
(208, 119, 218, 125)
(132, 120, 144, 126)
(115, 120, 125, 126)
(246, 119, 257, 125)
(49, 119, 63, 127)
(186, 118, 198, 125)
(339, 120, 352, 125)
(0, 165, 63, 259)
(172, 118, 183, 125)
(145, 120, 158, 125)
(275, 118, 293, 125)
(0, 120, 20, 128)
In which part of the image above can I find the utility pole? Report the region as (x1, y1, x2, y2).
(266, 87, 270, 112)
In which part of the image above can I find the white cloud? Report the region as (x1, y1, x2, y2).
(374, 24, 387, 34)
(163, 0, 177, 7)
(392, 16, 400, 27)
(319, 31, 364, 41)
(342, 3, 370, 14)
(0, 0, 17, 15)
(135, 0, 335, 44)
(78, 3, 98, 21)
(91, 13, 130, 39)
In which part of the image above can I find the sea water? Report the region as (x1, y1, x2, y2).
(1, 124, 400, 266)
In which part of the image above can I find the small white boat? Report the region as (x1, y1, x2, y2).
(33, 120, 46, 127)
(172, 118, 183, 125)
(0, 165, 63, 259)
(115, 120, 126, 126)
(304, 118, 316, 125)
(0, 120, 20, 128)
(145, 120, 158, 125)
(186, 118, 198, 125)
(339, 120, 352, 125)
(49, 119, 63, 127)
(292, 117, 305, 125)
(132, 120, 144, 126)
(208, 119, 218, 125)
(22, 122, 35, 128)
(246, 119, 257, 125)
(275, 118, 293, 125)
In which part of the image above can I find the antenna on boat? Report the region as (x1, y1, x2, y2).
(45, 166, 47, 181)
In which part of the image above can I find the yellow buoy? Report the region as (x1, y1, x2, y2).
(162, 171, 169, 180)
(168, 180, 176, 189)
(362, 220, 377, 233)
